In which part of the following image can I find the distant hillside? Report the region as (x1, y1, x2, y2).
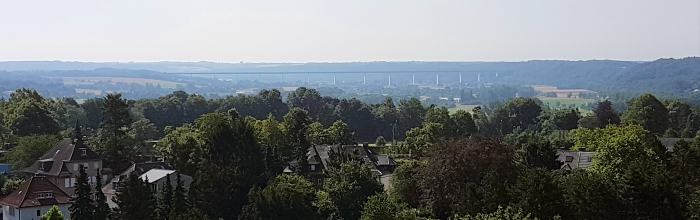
(608, 57, 700, 94)
(0, 58, 698, 96)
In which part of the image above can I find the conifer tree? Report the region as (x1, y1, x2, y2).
(112, 172, 155, 220)
(169, 173, 193, 219)
(94, 169, 110, 220)
(158, 174, 173, 219)
(70, 165, 95, 220)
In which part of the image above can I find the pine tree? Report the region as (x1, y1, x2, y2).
(112, 172, 155, 220)
(158, 174, 173, 220)
(70, 165, 95, 220)
(94, 169, 110, 220)
(169, 173, 189, 218)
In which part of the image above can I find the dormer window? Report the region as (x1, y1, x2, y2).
(80, 148, 87, 156)
(36, 191, 54, 199)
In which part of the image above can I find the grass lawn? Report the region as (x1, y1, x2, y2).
(448, 104, 481, 113)
(537, 96, 596, 110)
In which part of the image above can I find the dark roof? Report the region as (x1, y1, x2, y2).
(557, 150, 595, 170)
(0, 176, 71, 208)
(23, 138, 101, 176)
(306, 145, 396, 171)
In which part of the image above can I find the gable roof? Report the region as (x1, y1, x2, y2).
(23, 138, 100, 176)
(0, 176, 72, 208)
(139, 169, 176, 183)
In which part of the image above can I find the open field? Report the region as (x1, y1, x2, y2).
(448, 104, 481, 113)
(61, 77, 184, 89)
(537, 96, 596, 110)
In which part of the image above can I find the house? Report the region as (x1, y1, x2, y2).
(557, 150, 595, 170)
(139, 169, 193, 198)
(0, 176, 72, 220)
(102, 162, 191, 208)
(290, 144, 397, 186)
(22, 136, 108, 196)
(556, 138, 695, 171)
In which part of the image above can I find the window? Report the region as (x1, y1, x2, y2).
(36, 191, 54, 199)
(73, 164, 79, 171)
(64, 178, 70, 188)
(81, 148, 87, 156)
(8, 207, 15, 216)
(37, 209, 41, 216)
(310, 165, 316, 171)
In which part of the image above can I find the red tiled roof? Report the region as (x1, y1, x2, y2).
(0, 176, 72, 208)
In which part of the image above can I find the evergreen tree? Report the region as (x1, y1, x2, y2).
(189, 111, 265, 219)
(112, 172, 155, 220)
(593, 100, 620, 128)
(169, 174, 190, 218)
(94, 169, 110, 220)
(91, 93, 137, 172)
(158, 174, 173, 219)
(70, 165, 95, 220)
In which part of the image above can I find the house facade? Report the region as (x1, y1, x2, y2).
(0, 176, 72, 220)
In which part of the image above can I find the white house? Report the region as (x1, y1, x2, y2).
(0, 176, 72, 220)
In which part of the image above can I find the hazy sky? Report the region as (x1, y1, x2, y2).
(0, 0, 698, 62)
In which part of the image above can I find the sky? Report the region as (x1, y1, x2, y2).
(0, 0, 698, 62)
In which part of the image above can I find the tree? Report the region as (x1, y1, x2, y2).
(91, 93, 137, 173)
(622, 94, 669, 134)
(322, 160, 383, 220)
(3, 89, 60, 136)
(391, 160, 422, 208)
(451, 110, 478, 136)
(157, 124, 202, 176)
(252, 114, 287, 178)
(360, 193, 409, 220)
(505, 130, 560, 170)
(397, 98, 426, 137)
(70, 165, 95, 220)
(457, 206, 536, 220)
(424, 107, 456, 135)
(94, 169, 110, 220)
(549, 109, 580, 130)
(189, 111, 265, 219)
(419, 137, 519, 218)
(325, 120, 353, 144)
(42, 205, 65, 220)
(282, 108, 312, 172)
(668, 139, 700, 218)
(559, 170, 622, 220)
(588, 125, 676, 219)
(492, 98, 542, 135)
(168, 173, 190, 218)
(240, 174, 317, 220)
(4, 135, 60, 169)
(375, 136, 387, 147)
(112, 172, 155, 220)
(593, 100, 620, 128)
(158, 174, 173, 220)
(510, 168, 567, 219)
